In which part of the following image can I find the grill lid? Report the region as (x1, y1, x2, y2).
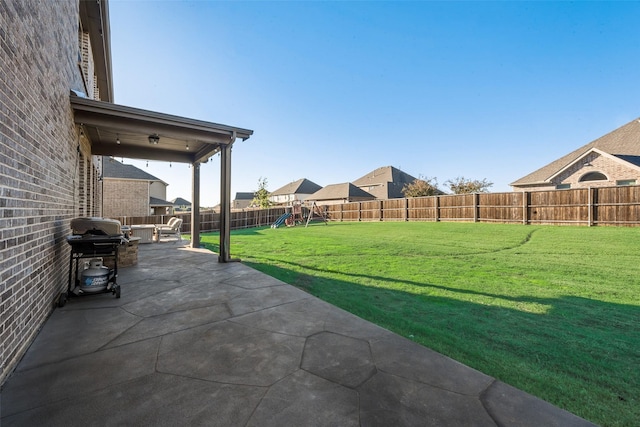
(71, 217, 122, 236)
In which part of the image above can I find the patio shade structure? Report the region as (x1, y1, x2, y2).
(71, 94, 253, 261)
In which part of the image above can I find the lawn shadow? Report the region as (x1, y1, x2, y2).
(240, 258, 638, 427)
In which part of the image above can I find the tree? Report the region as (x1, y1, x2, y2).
(251, 177, 273, 208)
(445, 177, 493, 194)
(402, 177, 440, 197)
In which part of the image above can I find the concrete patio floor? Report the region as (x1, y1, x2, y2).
(1, 241, 596, 426)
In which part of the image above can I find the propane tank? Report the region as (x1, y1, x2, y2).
(80, 258, 109, 292)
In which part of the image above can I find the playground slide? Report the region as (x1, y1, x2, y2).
(271, 213, 291, 228)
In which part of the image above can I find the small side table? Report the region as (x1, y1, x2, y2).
(130, 225, 156, 244)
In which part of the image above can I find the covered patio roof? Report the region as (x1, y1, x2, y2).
(71, 94, 254, 261)
(72, 95, 252, 164)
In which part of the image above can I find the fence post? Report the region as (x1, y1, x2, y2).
(379, 200, 383, 221)
(404, 197, 409, 222)
(588, 187, 596, 227)
(435, 196, 440, 222)
(474, 193, 479, 222)
(522, 191, 528, 225)
(358, 202, 362, 222)
(593, 187, 599, 226)
(587, 187, 592, 227)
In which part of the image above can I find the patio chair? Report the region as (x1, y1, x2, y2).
(154, 217, 183, 242)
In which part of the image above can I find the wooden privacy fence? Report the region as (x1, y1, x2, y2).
(325, 186, 640, 226)
(112, 207, 287, 233)
(111, 186, 640, 231)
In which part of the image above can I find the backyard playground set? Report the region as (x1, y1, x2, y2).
(271, 202, 328, 228)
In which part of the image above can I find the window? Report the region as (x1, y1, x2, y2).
(78, 30, 98, 99)
(616, 179, 636, 186)
(579, 172, 607, 182)
(556, 183, 571, 189)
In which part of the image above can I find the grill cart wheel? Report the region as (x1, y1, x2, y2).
(115, 285, 121, 298)
(58, 292, 67, 308)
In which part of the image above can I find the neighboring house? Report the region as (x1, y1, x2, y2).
(1, 0, 252, 386)
(102, 159, 173, 216)
(352, 166, 418, 199)
(269, 178, 323, 205)
(232, 192, 255, 209)
(172, 197, 192, 212)
(150, 197, 174, 216)
(307, 183, 376, 205)
(511, 118, 640, 191)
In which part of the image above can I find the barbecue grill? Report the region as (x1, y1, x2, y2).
(59, 217, 125, 307)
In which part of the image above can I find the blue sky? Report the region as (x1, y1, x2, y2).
(109, 0, 640, 207)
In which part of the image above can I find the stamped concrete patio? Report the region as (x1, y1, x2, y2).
(1, 241, 596, 426)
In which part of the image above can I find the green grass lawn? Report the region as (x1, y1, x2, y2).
(198, 222, 639, 427)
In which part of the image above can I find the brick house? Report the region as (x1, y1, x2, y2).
(232, 192, 255, 210)
(511, 118, 640, 191)
(269, 178, 322, 205)
(171, 197, 192, 212)
(307, 183, 376, 205)
(102, 159, 173, 217)
(0, 0, 252, 385)
(0, 0, 110, 384)
(352, 166, 418, 199)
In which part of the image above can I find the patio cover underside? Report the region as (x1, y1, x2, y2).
(70, 95, 253, 260)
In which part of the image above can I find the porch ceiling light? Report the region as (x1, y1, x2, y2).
(148, 134, 160, 145)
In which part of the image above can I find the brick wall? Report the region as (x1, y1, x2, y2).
(552, 153, 640, 188)
(516, 152, 640, 192)
(103, 178, 151, 217)
(102, 238, 140, 270)
(0, 0, 94, 384)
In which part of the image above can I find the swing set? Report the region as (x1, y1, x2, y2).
(271, 201, 328, 228)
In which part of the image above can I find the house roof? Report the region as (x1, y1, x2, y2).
(171, 197, 191, 206)
(511, 117, 640, 186)
(352, 166, 417, 187)
(615, 155, 640, 167)
(103, 159, 166, 184)
(352, 166, 420, 199)
(308, 183, 375, 201)
(150, 196, 173, 207)
(271, 178, 323, 196)
(234, 192, 255, 200)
